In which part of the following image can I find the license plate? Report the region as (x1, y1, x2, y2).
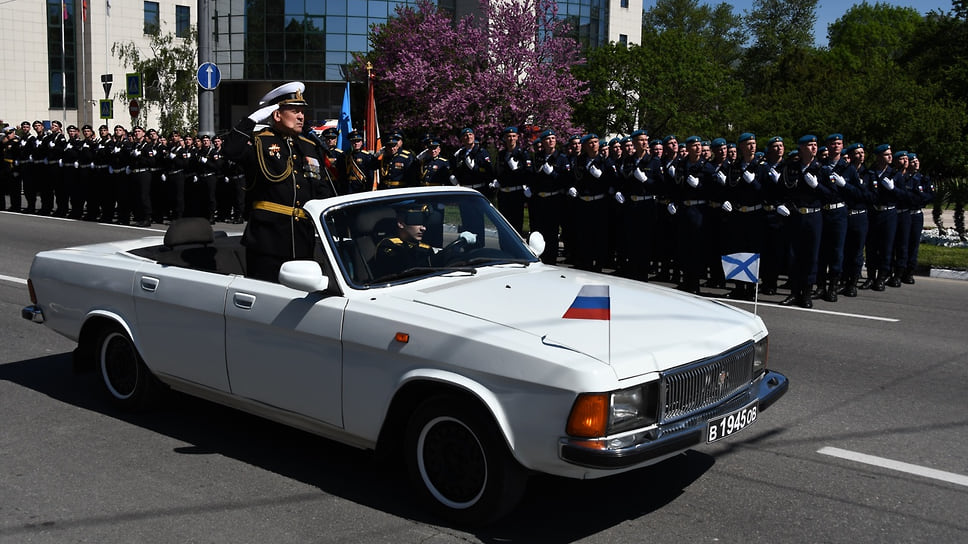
(706, 402, 758, 443)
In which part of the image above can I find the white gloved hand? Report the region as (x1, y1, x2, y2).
(108, 166, 114, 174)
(633, 168, 647, 183)
(722, 200, 733, 212)
(831, 173, 846, 187)
(112, 146, 121, 154)
(667, 203, 677, 215)
(614, 191, 625, 204)
(716, 170, 727, 184)
(882, 177, 895, 190)
(588, 164, 602, 178)
(769, 167, 780, 183)
(507, 156, 519, 170)
(459, 231, 477, 244)
(161, 174, 166, 181)
(777, 204, 791, 217)
(667, 164, 676, 177)
(687, 174, 699, 188)
(449, 174, 459, 185)
(489, 179, 500, 189)
(743, 170, 756, 184)
(247, 103, 279, 123)
(200, 156, 207, 163)
(464, 154, 475, 170)
(57, 159, 63, 167)
(49, 141, 56, 148)
(804, 172, 818, 188)
(132, 149, 141, 157)
(73, 161, 78, 168)
(523, 186, 532, 198)
(416, 149, 430, 161)
(169, 153, 176, 159)
(125, 166, 131, 174)
(540, 162, 553, 175)
(567, 187, 578, 198)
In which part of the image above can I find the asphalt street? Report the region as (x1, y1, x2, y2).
(1, 211, 965, 543)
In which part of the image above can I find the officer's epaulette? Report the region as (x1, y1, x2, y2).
(254, 128, 274, 137)
(297, 134, 317, 146)
(399, 149, 413, 157)
(418, 242, 432, 249)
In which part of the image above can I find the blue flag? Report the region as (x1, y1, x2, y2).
(722, 253, 760, 283)
(337, 82, 353, 151)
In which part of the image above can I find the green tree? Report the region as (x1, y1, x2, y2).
(113, 27, 199, 135)
(741, 0, 818, 80)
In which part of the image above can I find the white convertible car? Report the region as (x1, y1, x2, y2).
(23, 186, 788, 525)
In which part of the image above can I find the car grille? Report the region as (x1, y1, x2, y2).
(659, 342, 754, 424)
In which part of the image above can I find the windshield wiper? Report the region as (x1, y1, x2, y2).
(372, 266, 477, 283)
(446, 257, 534, 268)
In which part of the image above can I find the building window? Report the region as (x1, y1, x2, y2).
(619, 34, 628, 46)
(47, 0, 76, 109)
(145, 1, 160, 35)
(620, 0, 629, 8)
(176, 5, 191, 38)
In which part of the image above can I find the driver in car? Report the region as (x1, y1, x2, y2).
(372, 203, 478, 280)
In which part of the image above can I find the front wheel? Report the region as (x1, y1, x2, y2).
(405, 395, 527, 526)
(96, 323, 159, 410)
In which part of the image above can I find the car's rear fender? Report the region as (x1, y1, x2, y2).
(74, 310, 142, 372)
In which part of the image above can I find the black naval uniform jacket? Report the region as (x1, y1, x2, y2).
(224, 118, 333, 261)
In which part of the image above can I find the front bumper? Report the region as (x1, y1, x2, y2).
(559, 369, 789, 469)
(22, 305, 45, 323)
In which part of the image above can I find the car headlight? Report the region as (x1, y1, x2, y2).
(753, 336, 769, 378)
(566, 382, 659, 438)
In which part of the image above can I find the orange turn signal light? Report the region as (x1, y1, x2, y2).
(566, 393, 608, 437)
(394, 332, 410, 343)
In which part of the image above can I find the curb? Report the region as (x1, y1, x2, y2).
(929, 268, 968, 281)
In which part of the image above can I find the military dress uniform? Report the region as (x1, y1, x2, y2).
(530, 130, 570, 265)
(861, 145, 903, 291)
(420, 150, 451, 186)
(898, 156, 933, 283)
(701, 140, 731, 289)
(378, 136, 418, 189)
(193, 139, 223, 222)
(345, 131, 376, 193)
(41, 126, 66, 216)
(722, 137, 766, 299)
(372, 236, 434, 280)
(494, 133, 532, 236)
(22, 126, 44, 213)
(616, 140, 659, 280)
(165, 140, 191, 221)
(568, 136, 615, 272)
(670, 138, 709, 294)
(1, 128, 21, 211)
(73, 129, 97, 219)
(839, 144, 873, 297)
(451, 131, 495, 198)
(223, 82, 334, 282)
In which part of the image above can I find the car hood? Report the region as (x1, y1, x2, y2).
(403, 267, 765, 380)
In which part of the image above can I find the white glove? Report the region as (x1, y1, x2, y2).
(132, 149, 141, 157)
(459, 231, 477, 244)
(777, 204, 791, 217)
(464, 154, 475, 169)
(633, 168, 647, 183)
(831, 173, 846, 187)
(125, 166, 131, 174)
(523, 186, 532, 198)
(416, 149, 430, 161)
(49, 141, 56, 148)
(448, 174, 459, 185)
(722, 200, 733, 212)
(882, 177, 895, 190)
(716, 170, 727, 184)
(540, 162, 553, 175)
(108, 166, 114, 174)
(667, 164, 676, 177)
(112, 146, 121, 154)
(489, 179, 500, 189)
(804, 172, 818, 188)
(507, 156, 519, 170)
(588, 163, 602, 178)
(58, 159, 63, 167)
(73, 161, 78, 168)
(248, 103, 278, 123)
(161, 174, 166, 181)
(567, 187, 578, 198)
(667, 203, 677, 215)
(169, 153, 176, 159)
(687, 175, 699, 188)
(614, 191, 625, 204)
(769, 167, 780, 183)
(743, 170, 756, 184)
(200, 156, 208, 163)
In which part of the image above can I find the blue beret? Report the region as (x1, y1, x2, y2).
(874, 144, 891, 154)
(711, 137, 727, 148)
(896, 150, 909, 158)
(701, 140, 711, 146)
(787, 150, 800, 158)
(754, 151, 765, 158)
(738, 132, 755, 142)
(819, 146, 827, 153)
(630, 129, 647, 138)
(798, 134, 818, 145)
(619, 136, 631, 144)
(388, 132, 403, 142)
(663, 134, 678, 144)
(908, 152, 917, 159)
(767, 136, 783, 144)
(650, 139, 664, 147)
(501, 126, 518, 135)
(539, 129, 556, 139)
(460, 127, 474, 135)
(608, 138, 620, 146)
(685, 135, 701, 144)
(568, 134, 582, 142)
(580, 133, 599, 144)
(825, 133, 844, 142)
(727, 142, 737, 149)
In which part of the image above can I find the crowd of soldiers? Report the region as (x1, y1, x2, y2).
(0, 120, 245, 227)
(331, 127, 935, 308)
(1, 118, 935, 308)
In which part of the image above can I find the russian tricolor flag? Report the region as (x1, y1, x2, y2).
(563, 285, 610, 320)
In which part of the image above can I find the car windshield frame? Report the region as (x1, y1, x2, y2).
(319, 190, 539, 289)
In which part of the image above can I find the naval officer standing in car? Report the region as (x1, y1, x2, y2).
(224, 82, 334, 282)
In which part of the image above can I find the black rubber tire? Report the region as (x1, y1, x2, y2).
(96, 323, 158, 411)
(405, 395, 527, 526)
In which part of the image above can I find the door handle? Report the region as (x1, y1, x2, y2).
(233, 293, 256, 310)
(140, 276, 159, 292)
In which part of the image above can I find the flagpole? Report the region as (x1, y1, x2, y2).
(61, 1, 67, 122)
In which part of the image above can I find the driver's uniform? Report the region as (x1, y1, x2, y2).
(372, 237, 434, 279)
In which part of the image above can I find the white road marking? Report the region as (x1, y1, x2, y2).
(715, 298, 900, 322)
(818, 446, 968, 487)
(0, 274, 27, 285)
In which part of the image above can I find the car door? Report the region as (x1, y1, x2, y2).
(133, 264, 234, 391)
(223, 275, 344, 428)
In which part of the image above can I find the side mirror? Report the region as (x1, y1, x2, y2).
(279, 260, 330, 292)
(528, 231, 546, 257)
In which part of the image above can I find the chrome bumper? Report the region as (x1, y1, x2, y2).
(559, 369, 789, 469)
(21, 305, 45, 323)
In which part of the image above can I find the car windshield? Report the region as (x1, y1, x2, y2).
(322, 191, 539, 287)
